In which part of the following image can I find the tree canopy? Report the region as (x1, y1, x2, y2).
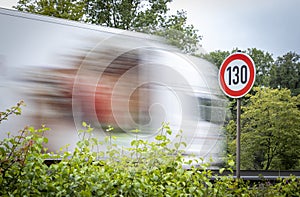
(226, 87, 300, 170)
(270, 52, 300, 96)
(14, 0, 201, 54)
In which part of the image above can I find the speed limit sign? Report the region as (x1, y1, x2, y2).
(219, 52, 256, 98)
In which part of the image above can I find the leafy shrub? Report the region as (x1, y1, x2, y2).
(0, 102, 299, 196)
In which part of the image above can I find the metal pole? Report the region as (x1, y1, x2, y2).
(236, 98, 241, 179)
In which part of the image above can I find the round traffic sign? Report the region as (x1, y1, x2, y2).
(219, 53, 256, 98)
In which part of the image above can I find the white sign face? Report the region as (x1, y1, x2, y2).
(224, 59, 250, 91)
(219, 53, 256, 98)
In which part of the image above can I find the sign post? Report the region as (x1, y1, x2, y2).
(236, 98, 241, 178)
(218, 52, 256, 178)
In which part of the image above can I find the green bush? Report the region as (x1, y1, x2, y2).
(0, 102, 299, 196)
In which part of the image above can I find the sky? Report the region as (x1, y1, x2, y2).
(169, 0, 300, 58)
(1, 0, 300, 58)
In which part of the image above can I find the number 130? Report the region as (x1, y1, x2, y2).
(226, 65, 247, 85)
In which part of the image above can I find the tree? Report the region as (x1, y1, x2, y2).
(14, 0, 201, 54)
(226, 87, 300, 170)
(270, 52, 300, 96)
(84, 0, 170, 30)
(155, 10, 202, 54)
(14, 0, 86, 21)
(201, 50, 230, 69)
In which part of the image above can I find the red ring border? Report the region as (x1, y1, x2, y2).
(219, 53, 256, 98)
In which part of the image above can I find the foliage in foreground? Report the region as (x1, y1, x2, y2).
(0, 102, 300, 196)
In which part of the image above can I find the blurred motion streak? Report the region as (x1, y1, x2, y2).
(0, 8, 227, 166)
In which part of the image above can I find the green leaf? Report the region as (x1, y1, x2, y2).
(228, 160, 235, 167)
(219, 168, 225, 174)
